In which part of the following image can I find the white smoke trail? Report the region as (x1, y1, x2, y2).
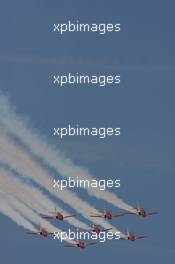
(0, 193, 37, 232)
(0, 166, 88, 230)
(0, 92, 135, 213)
(0, 174, 74, 244)
(0, 131, 123, 235)
(0, 167, 125, 240)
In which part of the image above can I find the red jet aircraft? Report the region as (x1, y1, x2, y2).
(40, 208, 75, 221)
(64, 240, 97, 249)
(90, 224, 112, 234)
(26, 227, 53, 238)
(90, 210, 125, 220)
(125, 206, 159, 218)
(121, 230, 147, 242)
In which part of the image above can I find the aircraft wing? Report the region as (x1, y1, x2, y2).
(64, 244, 76, 247)
(125, 212, 136, 215)
(26, 231, 38, 235)
(39, 213, 54, 219)
(119, 237, 127, 240)
(64, 214, 76, 219)
(136, 236, 147, 240)
(101, 228, 113, 232)
(90, 215, 103, 218)
(113, 213, 126, 217)
(147, 212, 159, 216)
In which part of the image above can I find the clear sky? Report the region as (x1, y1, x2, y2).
(0, 0, 174, 263)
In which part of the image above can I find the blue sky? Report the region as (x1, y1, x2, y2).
(0, 0, 175, 263)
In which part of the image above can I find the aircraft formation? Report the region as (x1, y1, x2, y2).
(27, 205, 159, 249)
